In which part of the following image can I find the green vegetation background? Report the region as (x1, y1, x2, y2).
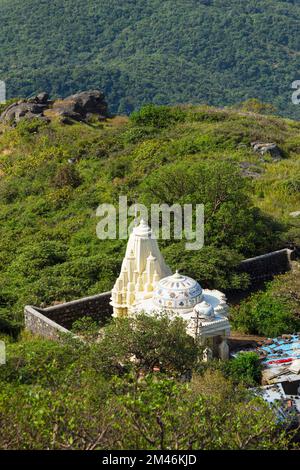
(0, 0, 300, 117)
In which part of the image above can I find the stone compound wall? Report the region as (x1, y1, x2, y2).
(24, 249, 296, 340)
(238, 248, 294, 282)
(24, 306, 70, 340)
(24, 291, 112, 340)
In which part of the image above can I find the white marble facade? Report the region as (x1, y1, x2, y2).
(110, 220, 230, 359)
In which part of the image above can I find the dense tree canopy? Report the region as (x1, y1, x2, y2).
(0, 319, 294, 450)
(0, 0, 300, 118)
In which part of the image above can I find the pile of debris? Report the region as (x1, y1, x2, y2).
(235, 334, 300, 423)
(257, 334, 300, 384)
(258, 335, 300, 423)
(255, 380, 300, 424)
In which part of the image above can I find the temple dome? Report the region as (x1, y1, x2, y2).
(153, 271, 203, 310)
(193, 301, 215, 321)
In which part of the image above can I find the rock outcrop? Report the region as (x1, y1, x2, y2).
(251, 141, 283, 161)
(0, 90, 108, 126)
(51, 90, 108, 122)
(0, 94, 51, 125)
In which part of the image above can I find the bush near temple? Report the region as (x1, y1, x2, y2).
(232, 270, 300, 337)
(86, 313, 201, 377)
(223, 352, 262, 386)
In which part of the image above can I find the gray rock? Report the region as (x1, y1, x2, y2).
(28, 92, 50, 105)
(0, 90, 108, 126)
(0, 100, 49, 125)
(36, 92, 49, 104)
(239, 161, 263, 179)
(251, 141, 283, 160)
(52, 90, 108, 122)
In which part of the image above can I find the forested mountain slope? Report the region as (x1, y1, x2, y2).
(0, 0, 300, 117)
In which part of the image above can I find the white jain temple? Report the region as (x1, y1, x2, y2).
(110, 220, 231, 360)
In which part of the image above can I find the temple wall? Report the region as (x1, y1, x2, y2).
(238, 248, 294, 282)
(24, 291, 112, 339)
(24, 306, 70, 340)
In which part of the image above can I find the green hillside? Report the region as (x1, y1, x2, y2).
(0, 103, 300, 450)
(1, 0, 300, 117)
(0, 102, 299, 334)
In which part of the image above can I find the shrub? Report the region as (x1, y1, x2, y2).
(0, 335, 294, 450)
(0, 366, 290, 450)
(187, 107, 229, 122)
(72, 316, 100, 342)
(224, 352, 262, 386)
(163, 243, 250, 290)
(107, 157, 131, 180)
(281, 178, 300, 195)
(140, 159, 282, 257)
(0, 309, 22, 337)
(10, 241, 68, 278)
(0, 358, 110, 450)
(16, 118, 49, 136)
(93, 312, 201, 377)
(232, 289, 300, 337)
(130, 104, 185, 128)
(110, 371, 288, 450)
(234, 99, 277, 115)
(0, 336, 85, 386)
(52, 164, 82, 188)
(121, 126, 157, 144)
(0, 179, 19, 203)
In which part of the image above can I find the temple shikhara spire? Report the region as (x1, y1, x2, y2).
(110, 219, 171, 317)
(111, 219, 230, 360)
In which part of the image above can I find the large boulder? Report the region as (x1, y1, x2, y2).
(51, 90, 108, 121)
(0, 93, 51, 125)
